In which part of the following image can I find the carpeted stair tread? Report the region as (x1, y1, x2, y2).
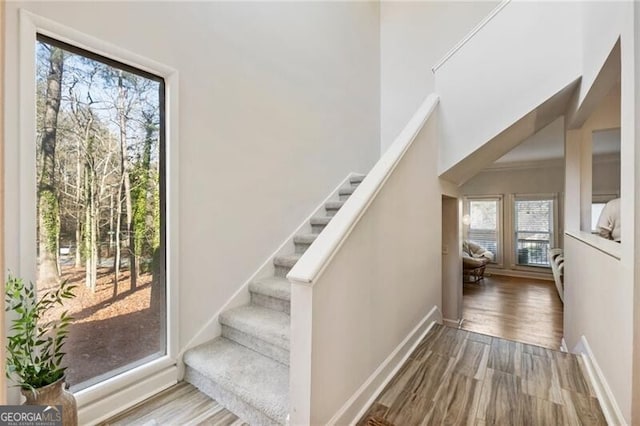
(350, 174, 365, 184)
(184, 337, 288, 424)
(325, 200, 345, 210)
(220, 305, 290, 350)
(310, 216, 332, 226)
(273, 253, 302, 268)
(249, 277, 291, 301)
(339, 186, 356, 196)
(293, 233, 319, 245)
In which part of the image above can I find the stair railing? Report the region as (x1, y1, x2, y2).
(287, 94, 439, 425)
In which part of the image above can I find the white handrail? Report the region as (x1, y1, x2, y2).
(287, 94, 439, 285)
(432, 0, 511, 73)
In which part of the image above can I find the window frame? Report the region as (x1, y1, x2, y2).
(463, 195, 504, 267)
(18, 10, 180, 423)
(36, 33, 168, 392)
(511, 193, 558, 269)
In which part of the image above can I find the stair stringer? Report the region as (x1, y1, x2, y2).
(177, 172, 363, 377)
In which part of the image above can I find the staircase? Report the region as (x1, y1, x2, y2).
(183, 174, 365, 425)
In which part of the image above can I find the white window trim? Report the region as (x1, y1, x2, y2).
(510, 193, 558, 270)
(463, 195, 504, 267)
(17, 10, 180, 424)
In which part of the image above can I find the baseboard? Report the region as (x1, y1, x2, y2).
(487, 267, 553, 282)
(443, 318, 462, 328)
(327, 306, 442, 425)
(572, 336, 626, 426)
(178, 173, 359, 367)
(560, 338, 568, 352)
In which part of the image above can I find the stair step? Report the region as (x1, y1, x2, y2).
(325, 200, 345, 216)
(249, 277, 291, 313)
(350, 174, 365, 185)
(339, 186, 356, 201)
(184, 337, 289, 425)
(220, 305, 290, 365)
(310, 216, 332, 233)
(293, 233, 319, 253)
(273, 253, 302, 277)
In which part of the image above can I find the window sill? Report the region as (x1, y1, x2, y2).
(75, 355, 177, 424)
(513, 264, 552, 271)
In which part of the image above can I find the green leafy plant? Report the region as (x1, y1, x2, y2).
(5, 274, 76, 390)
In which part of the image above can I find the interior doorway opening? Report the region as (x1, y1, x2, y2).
(455, 117, 567, 350)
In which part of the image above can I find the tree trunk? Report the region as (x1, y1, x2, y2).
(125, 172, 136, 288)
(75, 114, 91, 269)
(108, 193, 114, 258)
(113, 177, 123, 292)
(133, 112, 155, 275)
(117, 71, 137, 289)
(84, 138, 97, 291)
(84, 163, 92, 289)
(38, 46, 64, 284)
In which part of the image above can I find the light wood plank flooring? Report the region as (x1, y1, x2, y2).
(462, 275, 563, 350)
(358, 324, 606, 426)
(101, 382, 246, 426)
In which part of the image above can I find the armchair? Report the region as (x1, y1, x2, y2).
(463, 240, 494, 283)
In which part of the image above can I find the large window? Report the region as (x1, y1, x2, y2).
(35, 35, 166, 391)
(514, 197, 554, 267)
(466, 197, 501, 263)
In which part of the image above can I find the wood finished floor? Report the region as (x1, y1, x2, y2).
(462, 275, 564, 350)
(358, 324, 606, 426)
(103, 276, 567, 426)
(101, 382, 246, 426)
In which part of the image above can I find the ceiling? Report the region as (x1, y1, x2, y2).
(494, 81, 621, 166)
(493, 118, 620, 165)
(493, 117, 565, 164)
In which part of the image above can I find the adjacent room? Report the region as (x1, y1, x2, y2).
(458, 78, 621, 351)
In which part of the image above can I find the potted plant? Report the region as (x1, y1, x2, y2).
(5, 274, 78, 426)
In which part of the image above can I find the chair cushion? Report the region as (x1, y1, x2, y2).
(463, 256, 488, 268)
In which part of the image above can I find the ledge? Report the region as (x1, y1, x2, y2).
(564, 230, 621, 261)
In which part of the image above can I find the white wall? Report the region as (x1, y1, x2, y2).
(286, 96, 440, 424)
(436, 1, 581, 177)
(564, 236, 632, 421)
(4, 0, 380, 394)
(634, 3, 640, 417)
(303, 111, 442, 425)
(462, 164, 564, 197)
(563, 2, 634, 421)
(0, 1, 6, 405)
(579, 2, 626, 108)
(379, 1, 497, 152)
